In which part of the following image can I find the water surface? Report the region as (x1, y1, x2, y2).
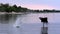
(0, 13, 60, 34)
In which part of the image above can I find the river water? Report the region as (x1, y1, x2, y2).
(0, 13, 60, 34)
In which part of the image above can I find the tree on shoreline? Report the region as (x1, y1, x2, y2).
(0, 3, 60, 13)
(0, 3, 28, 12)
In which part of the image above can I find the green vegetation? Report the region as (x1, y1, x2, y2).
(0, 3, 60, 13)
(34, 9, 60, 13)
(0, 3, 28, 13)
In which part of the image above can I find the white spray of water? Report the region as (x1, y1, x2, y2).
(12, 15, 23, 34)
(13, 15, 22, 27)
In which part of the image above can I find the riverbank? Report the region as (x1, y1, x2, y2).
(0, 12, 25, 14)
(0, 11, 60, 15)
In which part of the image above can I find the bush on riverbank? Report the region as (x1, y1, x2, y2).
(0, 3, 60, 13)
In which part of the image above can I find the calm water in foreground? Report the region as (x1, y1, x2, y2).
(0, 13, 60, 34)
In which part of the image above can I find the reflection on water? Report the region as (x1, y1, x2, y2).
(0, 13, 60, 34)
(0, 14, 17, 24)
